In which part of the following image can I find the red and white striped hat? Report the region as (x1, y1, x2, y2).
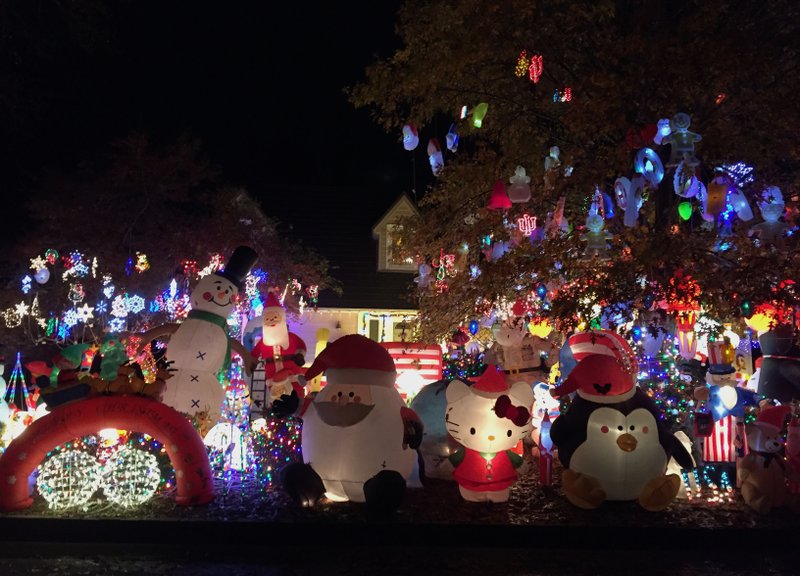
(553, 330, 638, 403)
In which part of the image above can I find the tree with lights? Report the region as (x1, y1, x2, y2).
(350, 0, 800, 344)
(0, 134, 336, 356)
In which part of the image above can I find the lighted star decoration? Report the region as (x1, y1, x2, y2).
(30, 256, 47, 271)
(14, 301, 30, 317)
(108, 318, 127, 332)
(75, 304, 95, 323)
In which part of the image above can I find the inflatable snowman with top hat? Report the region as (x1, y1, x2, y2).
(550, 330, 693, 511)
(278, 334, 423, 515)
(138, 246, 258, 427)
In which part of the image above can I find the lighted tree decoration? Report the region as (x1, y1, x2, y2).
(349, 0, 800, 343)
(3, 352, 34, 411)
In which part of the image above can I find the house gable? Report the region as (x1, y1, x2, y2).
(371, 194, 419, 272)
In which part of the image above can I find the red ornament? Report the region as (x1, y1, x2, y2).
(511, 299, 527, 317)
(487, 180, 512, 211)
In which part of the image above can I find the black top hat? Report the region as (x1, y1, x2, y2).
(216, 246, 258, 290)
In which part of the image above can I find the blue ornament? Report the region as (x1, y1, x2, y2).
(468, 320, 479, 335)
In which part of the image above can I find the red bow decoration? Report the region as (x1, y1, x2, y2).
(493, 394, 531, 427)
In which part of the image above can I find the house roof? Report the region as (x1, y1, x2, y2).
(268, 186, 418, 310)
(371, 193, 419, 237)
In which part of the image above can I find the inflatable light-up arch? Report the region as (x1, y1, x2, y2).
(0, 395, 213, 511)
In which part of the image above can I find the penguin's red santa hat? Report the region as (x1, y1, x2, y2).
(305, 334, 397, 388)
(553, 330, 638, 404)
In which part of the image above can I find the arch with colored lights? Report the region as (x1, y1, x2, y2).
(0, 395, 213, 511)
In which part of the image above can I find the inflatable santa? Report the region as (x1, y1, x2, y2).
(277, 334, 423, 516)
(250, 292, 307, 382)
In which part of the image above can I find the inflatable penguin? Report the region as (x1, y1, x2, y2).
(138, 246, 258, 426)
(550, 331, 693, 511)
(278, 334, 423, 516)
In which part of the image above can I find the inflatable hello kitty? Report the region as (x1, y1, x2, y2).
(446, 365, 534, 502)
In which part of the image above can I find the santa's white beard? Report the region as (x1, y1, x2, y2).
(261, 322, 289, 349)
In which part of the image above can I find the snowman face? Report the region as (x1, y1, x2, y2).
(591, 407, 657, 454)
(191, 274, 238, 316)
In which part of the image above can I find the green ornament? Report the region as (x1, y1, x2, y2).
(678, 201, 693, 221)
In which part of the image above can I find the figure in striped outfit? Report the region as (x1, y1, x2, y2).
(694, 339, 759, 497)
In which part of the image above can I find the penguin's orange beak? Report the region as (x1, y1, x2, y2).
(616, 433, 637, 452)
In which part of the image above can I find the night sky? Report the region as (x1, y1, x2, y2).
(2, 2, 413, 235)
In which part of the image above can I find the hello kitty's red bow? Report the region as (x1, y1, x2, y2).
(493, 395, 531, 427)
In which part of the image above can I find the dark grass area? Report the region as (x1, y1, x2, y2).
(2, 457, 797, 553)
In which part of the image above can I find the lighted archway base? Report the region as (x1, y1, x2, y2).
(0, 395, 213, 511)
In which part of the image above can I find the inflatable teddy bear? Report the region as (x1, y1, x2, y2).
(484, 321, 557, 386)
(738, 405, 792, 514)
(446, 365, 534, 502)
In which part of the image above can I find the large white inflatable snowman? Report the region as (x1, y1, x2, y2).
(139, 246, 258, 427)
(278, 334, 423, 516)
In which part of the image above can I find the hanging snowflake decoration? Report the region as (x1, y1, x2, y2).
(37, 448, 101, 509)
(101, 446, 162, 507)
(126, 294, 146, 314)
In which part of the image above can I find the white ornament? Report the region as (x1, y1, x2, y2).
(37, 449, 101, 509)
(102, 446, 162, 507)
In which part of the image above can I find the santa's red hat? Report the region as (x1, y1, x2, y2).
(264, 292, 283, 310)
(755, 404, 791, 432)
(473, 365, 508, 394)
(305, 334, 396, 387)
(553, 354, 636, 404)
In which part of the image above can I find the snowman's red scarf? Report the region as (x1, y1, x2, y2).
(493, 395, 531, 427)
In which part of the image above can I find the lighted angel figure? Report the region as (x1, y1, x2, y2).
(662, 112, 702, 167)
(580, 213, 613, 260)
